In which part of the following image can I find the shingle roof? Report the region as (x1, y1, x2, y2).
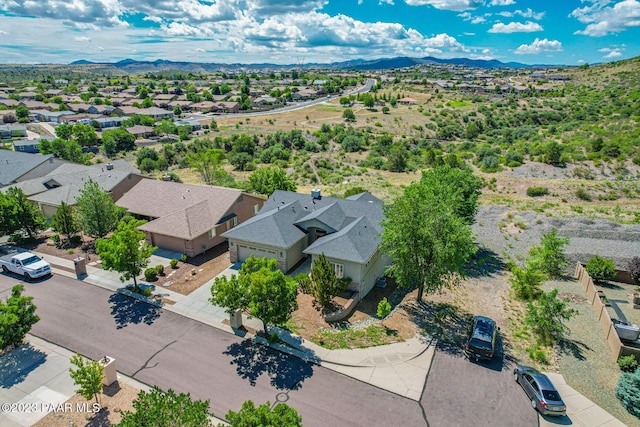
(223, 190, 385, 262)
(117, 180, 245, 239)
(0, 151, 56, 186)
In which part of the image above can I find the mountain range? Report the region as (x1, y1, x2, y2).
(70, 56, 536, 73)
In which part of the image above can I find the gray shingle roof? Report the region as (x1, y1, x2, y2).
(0, 151, 56, 186)
(223, 190, 385, 262)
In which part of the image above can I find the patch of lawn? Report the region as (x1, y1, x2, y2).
(312, 325, 400, 349)
(446, 100, 472, 107)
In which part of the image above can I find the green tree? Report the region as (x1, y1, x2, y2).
(119, 386, 211, 427)
(69, 354, 104, 406)
(75, 179, 124, 239)
(72, 123, 98, 147)
(298, 253, 347, 309)
(465, 122, 480, 140)
(50, 201, 80, 246)
(95, 217, 156, 290)
(339, 97, 351, 107)
(386, 145, 408, 172)
(187, 149, 226, 185)
(225, 400, 302, 427)
(615, 367, 640, 418)
(248, 166, 296, 196)
(2, 187, 46, 239)
(38, 137, 87, 163)
(509, 263, 546, 301)
(101, 128, 135, 156)
(381, 175, 477, 302)
(342, 108, 356, 122)
(55, 123, 74, 140)
(525, 289, 576, 343)
(543, 141, 563, 165)
(0, 284, 40, 351)
(15, 105, 29, 119)
(211, 256, 297, 332)
(585, 255, 616, 285)
(528, 230, 570, 278)
(362, 93, 375, 109)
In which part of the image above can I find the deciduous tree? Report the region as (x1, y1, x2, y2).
(225, 400, 302, 427)
(247, 166, 296, 196)
(0, 187, 46, 239)
(342, 108, 355, 122)
(95, 217, 156, 290)
(528, 230, 570, 278)
(75, 179, 124, 239)
(0, 285, 40, 351)
(51, 201, 80, 246)
(69, 354, 104, 406)
(525, 289, 576, 343)
(187, 149, 226, 185)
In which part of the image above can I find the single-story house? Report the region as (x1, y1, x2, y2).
(12, 139, 40, 153)
(222, 189, 391, 299)
(0, 124, 27, 139)
(116, 180, 265, 257)
(0, 151, 65, 187)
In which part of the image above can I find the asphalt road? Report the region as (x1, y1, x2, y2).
(0, 273, 425, 427)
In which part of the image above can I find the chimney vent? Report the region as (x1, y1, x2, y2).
(105, 163, 114, 171)
(311, 188, 321, 200)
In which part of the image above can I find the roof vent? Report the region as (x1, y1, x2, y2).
(106, 163, 114, 170)
(311, 188, 321, 200)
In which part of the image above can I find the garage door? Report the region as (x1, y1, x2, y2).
(237, 245, 277, 262)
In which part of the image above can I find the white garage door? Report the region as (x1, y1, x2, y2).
(237, 245, 277, 262)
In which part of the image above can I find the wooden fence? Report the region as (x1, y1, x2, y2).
(574, 263, 640, 361)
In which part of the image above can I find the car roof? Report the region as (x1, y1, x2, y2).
(471, 316, 496, 341)
(518, 366, 559, 391)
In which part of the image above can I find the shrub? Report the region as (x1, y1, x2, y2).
(144, 268, 158, 282)
(66, 248, 75, 254)
(510, 264, 546, 301)
(377, 297, 392, 318)
(576, 188, 592, 201)
(170, 258, 179, 269)
(180, 254, 188, 262)
(615, 367, 640, 418)
(618, 355, 639, 373)
(139, 287, 152, 297)
(155, 264, 165, 276)
(585, 255, 616, 284)
(627, 257, 640, 284)
(51, 234, 60, 243)
(526, 187, 549, 197)
(70, 235, 83, 244)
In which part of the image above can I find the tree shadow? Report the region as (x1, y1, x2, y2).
(108, 293, 161, 329)
(223, 340, 313, 390)
(0, 343, 47, 388)
(404, 300, 473, 356)
(558, 338, 591, 361)
(596, 281, 624, 290)
(86, 408, 113, 427)
(464, 247, 506, 278)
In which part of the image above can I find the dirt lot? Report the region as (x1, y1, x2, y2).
(33, 382, 138, 427)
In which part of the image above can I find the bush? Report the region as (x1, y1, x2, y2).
(627, 257, 640, 284)
(377, 297, 392, 318)
(180, 254, 188, 262)
(51, 234, 60, 243)
(615, 367, 640, 418)
(585, 255, 616, 284)
(155, 264, 165, 276)
(618, 355, 639, 373)
(170, 258, 179, 269)
(144, 268, 158, 282)
(526, 187, 549, 197)
(510, 264, 546, 301)
(576, 188, 592, 201)
(70, 235, 83, 244)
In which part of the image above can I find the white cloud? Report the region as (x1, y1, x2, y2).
(74, 36, 92, 42)
(471, 16, 486, 23)
(195, 47, 206, 52)
(0, 29, 8, 35)
(490, 0, 515, 5)
(599, 46, 625, 59)
(462, 31, 476, 35)
(603, 50, 622, 58)
(514, 8, 545, 20)
(488, 21, 543, 33)
(379, 0, 395, 4)
(514, 38, 562, 54)
(404, 0, 483, 11)
(571, 0, 640, 36)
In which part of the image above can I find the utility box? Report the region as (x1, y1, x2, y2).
(73, 257, 87, 278)
(101, 356, 117, 386)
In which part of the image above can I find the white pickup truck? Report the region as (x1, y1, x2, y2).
(0, 252, 52, 280)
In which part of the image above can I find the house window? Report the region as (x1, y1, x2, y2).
(231, 217, 238, 227)
(208, 228, 216, 239)
(331, 263, 344, 279)
(252, 204, 259, 215)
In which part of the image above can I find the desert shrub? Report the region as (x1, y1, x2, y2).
(526, 187, 549, 197)
(627, 257, 640, 284)
(510, 264, 546, 301)
(155, 264, 165, 275)
(180, 254, 188, 262)
(144, 267, 158, 282)
(66, 248, 74, 254)
(618, 355, 639, 373)
(70, 235, 83, 244)
(576, 188, 592, 201)
(139, 287, 152, 297)
(51, 234, 60, 243)
(615, 367, 640, 418)
(377, 297, 392, 318)
(170, 258, 179, 269)
(585, 255, 616, 284)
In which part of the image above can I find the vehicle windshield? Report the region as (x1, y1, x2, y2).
(468, 338, 492, 349)
(21, 256, 41, 266)
(542, 390, 562, 401)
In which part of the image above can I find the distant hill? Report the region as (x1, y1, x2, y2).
(69, 56, 532, 73)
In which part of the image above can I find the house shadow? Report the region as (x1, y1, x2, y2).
(558, 338, 591, 361)
(108, 293, 161, 329)
(223, 340, 313, 390)
(405, 300, 473, 356)
(464, 247, 506, 278)
(0, 343, 47, 388)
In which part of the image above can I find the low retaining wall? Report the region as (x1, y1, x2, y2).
(323, 292, 360, 322)
(117, 288, 163, 307)
(574, 263, 640, 361)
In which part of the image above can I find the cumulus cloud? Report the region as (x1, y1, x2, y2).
(490, 0, 515, 5)
(599, 46, 624, 58)
(0, 0, 127, 26)
(571, 0, 640, 36)
(514, 38, 562, 54)
(515, 8, 545, 20)
(488, 21, 543, 33)
(404, 0, 483, 11)
(471, 16, 486, 23)
(74, 36, 92, 42)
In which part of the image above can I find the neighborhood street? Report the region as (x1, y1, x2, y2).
(0, 273, 425, 427)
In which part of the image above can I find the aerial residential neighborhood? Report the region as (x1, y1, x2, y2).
(1, 1, 640, 426)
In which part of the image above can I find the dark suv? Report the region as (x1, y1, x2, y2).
(465, 315, 497, 361)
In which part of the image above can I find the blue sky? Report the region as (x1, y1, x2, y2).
(0, 0, 638, 65)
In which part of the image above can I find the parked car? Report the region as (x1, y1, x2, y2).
(513, 366, 567, 416)
(465, 315, 497, 361)
(0, 252, 51, 280)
